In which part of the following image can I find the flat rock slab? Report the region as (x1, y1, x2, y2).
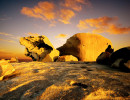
(0, 62, 130, 100)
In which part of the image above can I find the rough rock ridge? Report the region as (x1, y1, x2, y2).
(20, 36, 59, 62)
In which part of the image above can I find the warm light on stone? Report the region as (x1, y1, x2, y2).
(58, 33, 113, 61)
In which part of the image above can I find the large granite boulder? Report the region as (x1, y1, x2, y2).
(20, 36, 59, 62)
(96, 46, 130, 72)
(56, 55, 78, 62)
(110, 47, 130, 64)
(0, 59, 15, 80)
(57, 33, 113, 61)
(96, 45, 114, 65)
(110, 47, 130, 72)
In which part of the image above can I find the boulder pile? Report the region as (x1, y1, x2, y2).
(110, 47, 130, 72)
(96, 46, 130, 72)
(19, 33, 130, 72)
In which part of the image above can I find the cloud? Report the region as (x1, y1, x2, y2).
(0, 32, 19, 40)
(107, 24, 130, 34)
(21, 1, 56, 22)
(21, 0, 91, 25)
(0, 16, 11, 21)
(0, 32, 13, 36)
(77, 16, 130, 34)
(25, 32, 40, 36)
(55, 34, 68, 38)
(62, 0, 90, 11)
(0, 38, 16, 43)
(59, 9, 75, 24)
(21, 1, 75, 25)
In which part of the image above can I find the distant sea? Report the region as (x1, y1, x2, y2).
(0, 58, 32, 62)
(18, 59, 33, 62)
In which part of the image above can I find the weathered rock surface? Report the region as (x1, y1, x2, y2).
(0, 62, 130, 99)
(124, 60, 130, 69)
(56, 55, 78, 62)
(57, 33, 113, 61)
(110, 47, 130, 64)
(20, 36, 59, 62)
(0, 59, 15, 80)
(96, 45, 114, 65)
(96, 52, 111, 65)
(97, 46, 130, 72)
(110, 47, 130, 72)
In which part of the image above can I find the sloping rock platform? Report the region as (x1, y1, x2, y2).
(0, 62, 130, 100)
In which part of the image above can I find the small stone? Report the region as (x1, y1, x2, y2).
(9, 57, 19, 63)
(56, 55, 78, 62)
(0, 59, 15, 80)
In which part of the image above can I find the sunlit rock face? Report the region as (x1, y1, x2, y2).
(56, 55, 78, 62)
(19, 36, 59, 62)
(0, 59, 15, 80)
(57, 33, 113, 61)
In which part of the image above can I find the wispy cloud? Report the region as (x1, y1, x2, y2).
(0, 32, 13, 36)
(21, 1, 56, 23)
(25, 32, 40, 36)
(61, 0, 91, 11)
(0, 38, 16, 43)
(55, 34, 68, 38)
(0, 17, 11, 21)
(0, 32, 19, 39)
(21, 0, 91, 25)
(107, 24, 130, 34)
(59, 9, 75, 24)
(77, 16, 130, 34)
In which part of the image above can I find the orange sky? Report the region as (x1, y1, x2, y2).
(0, 0, 130, 59)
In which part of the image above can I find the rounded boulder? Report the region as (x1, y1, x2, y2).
(57, 33, 113, 61)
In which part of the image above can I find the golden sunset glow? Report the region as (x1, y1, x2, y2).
(55, 34, 68, 38)
(0, 1, 130, 100)
(0, 0, 129, 59)
(21, 1, 56, 21)
(77, 16, 130, 34)
(59, 9, 75, 24)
